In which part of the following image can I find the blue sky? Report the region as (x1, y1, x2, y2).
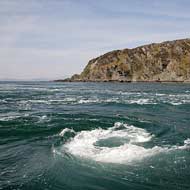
(0, 0, 190, 80)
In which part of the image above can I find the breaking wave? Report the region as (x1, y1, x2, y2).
(56, 122, 190, 164)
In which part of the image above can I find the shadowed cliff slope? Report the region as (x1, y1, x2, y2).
(67, 39, 190, 82)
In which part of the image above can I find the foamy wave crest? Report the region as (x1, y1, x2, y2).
(78, 99, 99, 104)
(127, 99, 156, 105)
(59, 128, 76, 136)
(58, 122, 190, 164)
(76, 98, 155, 105)
(0, 99, 7, 103)
(0, 115, 21, 121)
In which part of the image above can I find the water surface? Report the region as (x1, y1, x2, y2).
(0, 82, 190, 190)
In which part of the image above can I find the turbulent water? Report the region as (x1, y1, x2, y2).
(0, 82, 190, 190)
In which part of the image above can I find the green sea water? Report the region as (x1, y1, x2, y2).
(0, 81, 190, 190)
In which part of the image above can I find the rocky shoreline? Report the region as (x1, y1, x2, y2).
(54, 79, 190, 83)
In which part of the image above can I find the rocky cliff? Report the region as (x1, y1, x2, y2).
(66, 39, 190, 82)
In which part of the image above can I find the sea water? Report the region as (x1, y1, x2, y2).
(0, 81, 190, 190)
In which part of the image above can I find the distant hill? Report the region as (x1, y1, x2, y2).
(61, 39, 190, 82)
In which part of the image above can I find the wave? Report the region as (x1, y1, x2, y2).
(0, 99, 7, 103)
(37, 115, 51, 123)
(19, 98, 77, 105)
(127, 99, 156, 105)
(56, 122, 190, 164)
(0, 114, 50, 122)
(0, 115, 21, 121)
(59, 128, 76, 136)
(16, 91, 190, 106)
(76, 98, 189, 105)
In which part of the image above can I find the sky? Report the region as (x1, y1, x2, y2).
(0, 0, 190, 80)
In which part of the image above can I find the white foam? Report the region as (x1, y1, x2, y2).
(126, 99, 155, 105)
(181, 138, 190, 149)
(170, 102, 182, 105)
(37, 115, 49, 123)
(58, 123, 190, 164)
(0, 115, 20, 121)
(19, 98, 77, 105)
(76, 98, 155, 105)
(59, 128, 75, 136)
(20, 100, 50, 104)
(62, 98, 76, 102)
(17, 92, 190, 106)
(0, 99, 7, 103)
(184, 138, 190, 145)
(62, 122, 156, 163)
(78, 99, 99, 104)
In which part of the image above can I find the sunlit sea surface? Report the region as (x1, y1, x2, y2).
(0, 81, 190, 190)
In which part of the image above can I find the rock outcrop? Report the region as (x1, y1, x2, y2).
(63, 39, 190, 82)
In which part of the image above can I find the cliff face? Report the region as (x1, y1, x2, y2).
(70, 39, 190, 82)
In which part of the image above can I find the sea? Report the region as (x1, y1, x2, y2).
(0, 81, 190, 190)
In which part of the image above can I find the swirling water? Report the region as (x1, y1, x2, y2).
(0, 81, 190, 190)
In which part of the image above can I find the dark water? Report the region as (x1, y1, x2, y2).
(0, 82, 190, 190)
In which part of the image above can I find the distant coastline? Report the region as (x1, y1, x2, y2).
(54, 79, 190, 83)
